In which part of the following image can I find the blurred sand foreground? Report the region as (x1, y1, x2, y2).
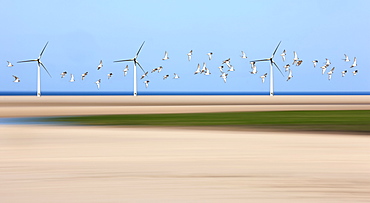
(1, 96, 370, 202)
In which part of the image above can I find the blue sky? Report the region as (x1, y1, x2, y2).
(1, 0, 369, 93)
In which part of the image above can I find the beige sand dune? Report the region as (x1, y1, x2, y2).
(1, 125, 370, 202)
(1, 95, 370, 117)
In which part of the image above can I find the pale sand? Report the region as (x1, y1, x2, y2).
(0, 125, 370, 202)
(1, 95, 370, 117)
(1, 95, 370, 202)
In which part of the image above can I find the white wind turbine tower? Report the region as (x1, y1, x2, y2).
(114, 41, 146, 96)
(17, 42, 52, 97)
(251, 41, 284, 96)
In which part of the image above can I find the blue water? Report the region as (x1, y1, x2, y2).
(0, 91, 369, 96)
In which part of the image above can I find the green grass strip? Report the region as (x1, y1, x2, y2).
(44, 110, 370, 133)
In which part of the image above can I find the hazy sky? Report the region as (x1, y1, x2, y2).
(1, 0, 369, 93)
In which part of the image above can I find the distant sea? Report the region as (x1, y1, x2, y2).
(0, 91, 369, 96)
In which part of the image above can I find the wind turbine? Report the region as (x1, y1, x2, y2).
(251, 41, 284, 96)
(114, 41, 146, 96)
(18, 42, 52, 97)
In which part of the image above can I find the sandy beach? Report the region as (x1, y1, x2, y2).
(1, 95, 370, 202)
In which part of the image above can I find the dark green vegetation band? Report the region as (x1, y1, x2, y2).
(44, 110, 370, 133)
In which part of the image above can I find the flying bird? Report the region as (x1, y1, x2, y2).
(296, 60, 303, 66)
(220, 72, 228, 83)
(95, 79, 101, 89)
(107, 72, 113, 79)
(69, 74, 75, 82)
(173, 73, 180, 79)
(7, 61, 14, 67)
(341, 70, 347, 77)
(140, 71, 148, 79)
(60, 71, 67, 78)
(144, 80, 150, 88)
(312, 60, 318, 68)
(287, 69, 293, 81)
(187, 50, 192, 61)
(350, 57, 357, 68)
(284, 64, 290, 72)
(325, 58, 331, 66)
(228, 65, 235, 72)
(222, 58, 230, 64)
(97, 60, 103, 70)
(320, 65, 328, 75)
(204, 68, 211, 75)
(250, 62, 257, 74)
(123, 65, 129, 76)
(218, 66, 224, 73)
(163, 74, 169, 80)
(12, 75, 20, 82)
(327, 67, 335, 80)
(280, 50, 286, 61)
(81, 72, 88, 80)
(260, 73, 267, 83)
(157, 66, 163, 73)
(200, 62, 207, 74)
(207, 52, 213, 60)
(342, 54, 350, 62)
(352, 70, 358, 76)
(162, 51, 169, 60)
(241, 51, 247, 59)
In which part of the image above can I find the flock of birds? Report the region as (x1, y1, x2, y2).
(4, 44, 360, 90)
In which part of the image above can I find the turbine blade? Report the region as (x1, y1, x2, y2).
(272, 41, 282, 57)
(272, 61, 284, 77)
(17, 59, 37, 63)
(252, 59, 270, 62)
(114, 59, 134, 62)
(39, 41, 49, 58)
(40, 62, 52, 78)
(135, 41, 145, 58)
(136, 61, 145, 73)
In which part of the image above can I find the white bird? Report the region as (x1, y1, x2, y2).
(284, 64, 290, 72)
(7, 61, 14, 67)
(97, 60, 103, 70)
(250, 65, 257, 74)
(60, 71, 67, 78)
(163, 74, 169, 80)
(157, 66, 163, 73)
(81, 72, 88, 80)
(342, 54, 350, 62)
(207, 52, 213, 60)
(187, 50, 192, 61)
(69, 74, 75, 82)
(260, 73, 267, 83)
(144, 80, 150, 88)
(107, 72, 113, 79)
(204, 68, 211, 75)
(226, 62, 232, 69)
(140, 71, 148, 79)
(95, 79, 101, 89)
(281, 50, 286, 62)
(350, 57, 357, 68)
(352, 70, 358, 76)
(320, 65, 328, 75)
(222, 58, 230, 64)
(325, 58, 331, 66)
(123, 65, 129, 76)
(292, 51, 299, 65)
(228, 65, 235, 72)
(341, 70, 347, 77)
(287, 69, 293, 81)
(200, 62, 207, 74)
(12, 75, 20, 82)
(194, 63, 201, 74)
(162, 51, 169, 60)
(220, 72, 228, 83)
(151, 67, 158, 73)
(312, 60, 318, 68)
(327, 67, 335, 80)
(218, 66, 224, 73)
(241, 51, 247, 59)
(173, 73, 180, 79)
